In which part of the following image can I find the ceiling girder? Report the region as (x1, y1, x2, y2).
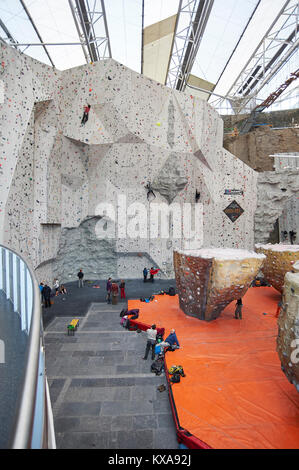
(165, 0, 214, 91)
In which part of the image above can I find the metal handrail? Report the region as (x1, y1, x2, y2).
(0, 244, 44, 448)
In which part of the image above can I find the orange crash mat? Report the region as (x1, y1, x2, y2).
(128, 287, 299, 449)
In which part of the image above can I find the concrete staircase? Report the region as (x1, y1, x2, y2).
(45, 302, 178, 449)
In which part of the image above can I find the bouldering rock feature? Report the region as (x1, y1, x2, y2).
(277, 261, 299, 392)
(174, 248, 265, 321)
(151, 154, 188, 204)
(255, 244, 299, 292)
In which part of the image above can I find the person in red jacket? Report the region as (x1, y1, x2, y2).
(150, 267, 160, 282)
(119, 280, 126, 299)
(81, 104, 91, 125)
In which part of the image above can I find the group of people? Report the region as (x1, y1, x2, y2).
(143, 325, 180, 361)
(39, 280, 67, 308)
(143, 267, 160, 283)
(106, 278, 126, 304)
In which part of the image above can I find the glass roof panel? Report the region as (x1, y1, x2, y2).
(211, 0, 290, 97)
(22, 0, 86, 70)
(191, 0, 261, 85)
(0, 0, 52, 65)
(0, 0, 297, 113)
(105, 0, 142, 73)
(144, 0, 179, 28)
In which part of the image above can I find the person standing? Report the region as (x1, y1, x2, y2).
(143, 267, 148, 283)
(77, 269, 84, 288)
(275, 299, 283, 318)
(111, 282, 119, 305)
(106, 277, 112, 304)
(54, 278, 60, 296)
(234, 298, 243, 319)
(150, 267, 160, 282)
(42, 283, 52, 309)
(143, 324, 157, 360)
(290, 230, 296, 245)
(39, 282, 44, 306)
(120, 280, 126, 299)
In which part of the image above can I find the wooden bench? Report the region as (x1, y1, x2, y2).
(67, 319, 80, 336)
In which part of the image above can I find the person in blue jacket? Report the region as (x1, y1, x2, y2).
(159, 329, 180, 352)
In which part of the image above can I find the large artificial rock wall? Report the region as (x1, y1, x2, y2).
(0, 43, 258, 282)
(255, 244, 299, 293)
(255, 170, 299, 244)
(277, 264, 299, 392)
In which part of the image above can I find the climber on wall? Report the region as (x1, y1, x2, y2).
(145, 182, 156, 201)
(81, 104, 91, 125)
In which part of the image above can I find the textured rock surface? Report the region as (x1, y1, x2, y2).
(255, 244, 299, 293)
(277, 264, 299, 392)
(255, 170, 299, 244)
(223, 126, 299, 172)
(174, 248, 265, 321)
(151, 153, 188, 204)
(0, 42, 258, 282)
(37, 217, 118, 283)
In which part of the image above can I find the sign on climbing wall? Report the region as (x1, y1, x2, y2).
(224, 189, 244, 195)
(223, 200, 244, 222)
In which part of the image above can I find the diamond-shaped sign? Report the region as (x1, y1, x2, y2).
(223, 200, 244, 222)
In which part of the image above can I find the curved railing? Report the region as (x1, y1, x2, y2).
(0, 244, 55, 449)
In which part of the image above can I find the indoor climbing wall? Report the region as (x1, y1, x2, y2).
(277, 261, 299, 393)
(174, 248, 265, 321)
(255, 170, 299, 244)
(0, 42, 258, 282)
(255, 243, 299, 292)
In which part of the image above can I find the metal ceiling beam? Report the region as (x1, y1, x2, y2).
(0, 18, 19, 49)
(69, 0, 111, 64)
(18, 0, 55, 67)
(165, 0, 214, 91)
(238, 67, 299, 134)
(223, 0, 299, 114)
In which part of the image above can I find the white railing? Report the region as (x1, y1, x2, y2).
(0, 244, 55, 449)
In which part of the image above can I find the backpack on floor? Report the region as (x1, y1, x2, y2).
(151, 357, 164, 376)
(168, 365, 185, 377)
(120, 309, 127, 317)
(170, 373, 181, 383)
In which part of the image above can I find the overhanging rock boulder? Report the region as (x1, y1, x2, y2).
(174, 248, 265, 321)
(255, 244, 299, 293)
(277, 261, 299, 393)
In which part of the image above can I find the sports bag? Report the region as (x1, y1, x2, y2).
(151, 357, 164, 376)
(170, 373, 181, 383)
(168, 365, 185, 377)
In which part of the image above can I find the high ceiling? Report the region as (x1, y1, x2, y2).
(0, 0, 298, 115)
